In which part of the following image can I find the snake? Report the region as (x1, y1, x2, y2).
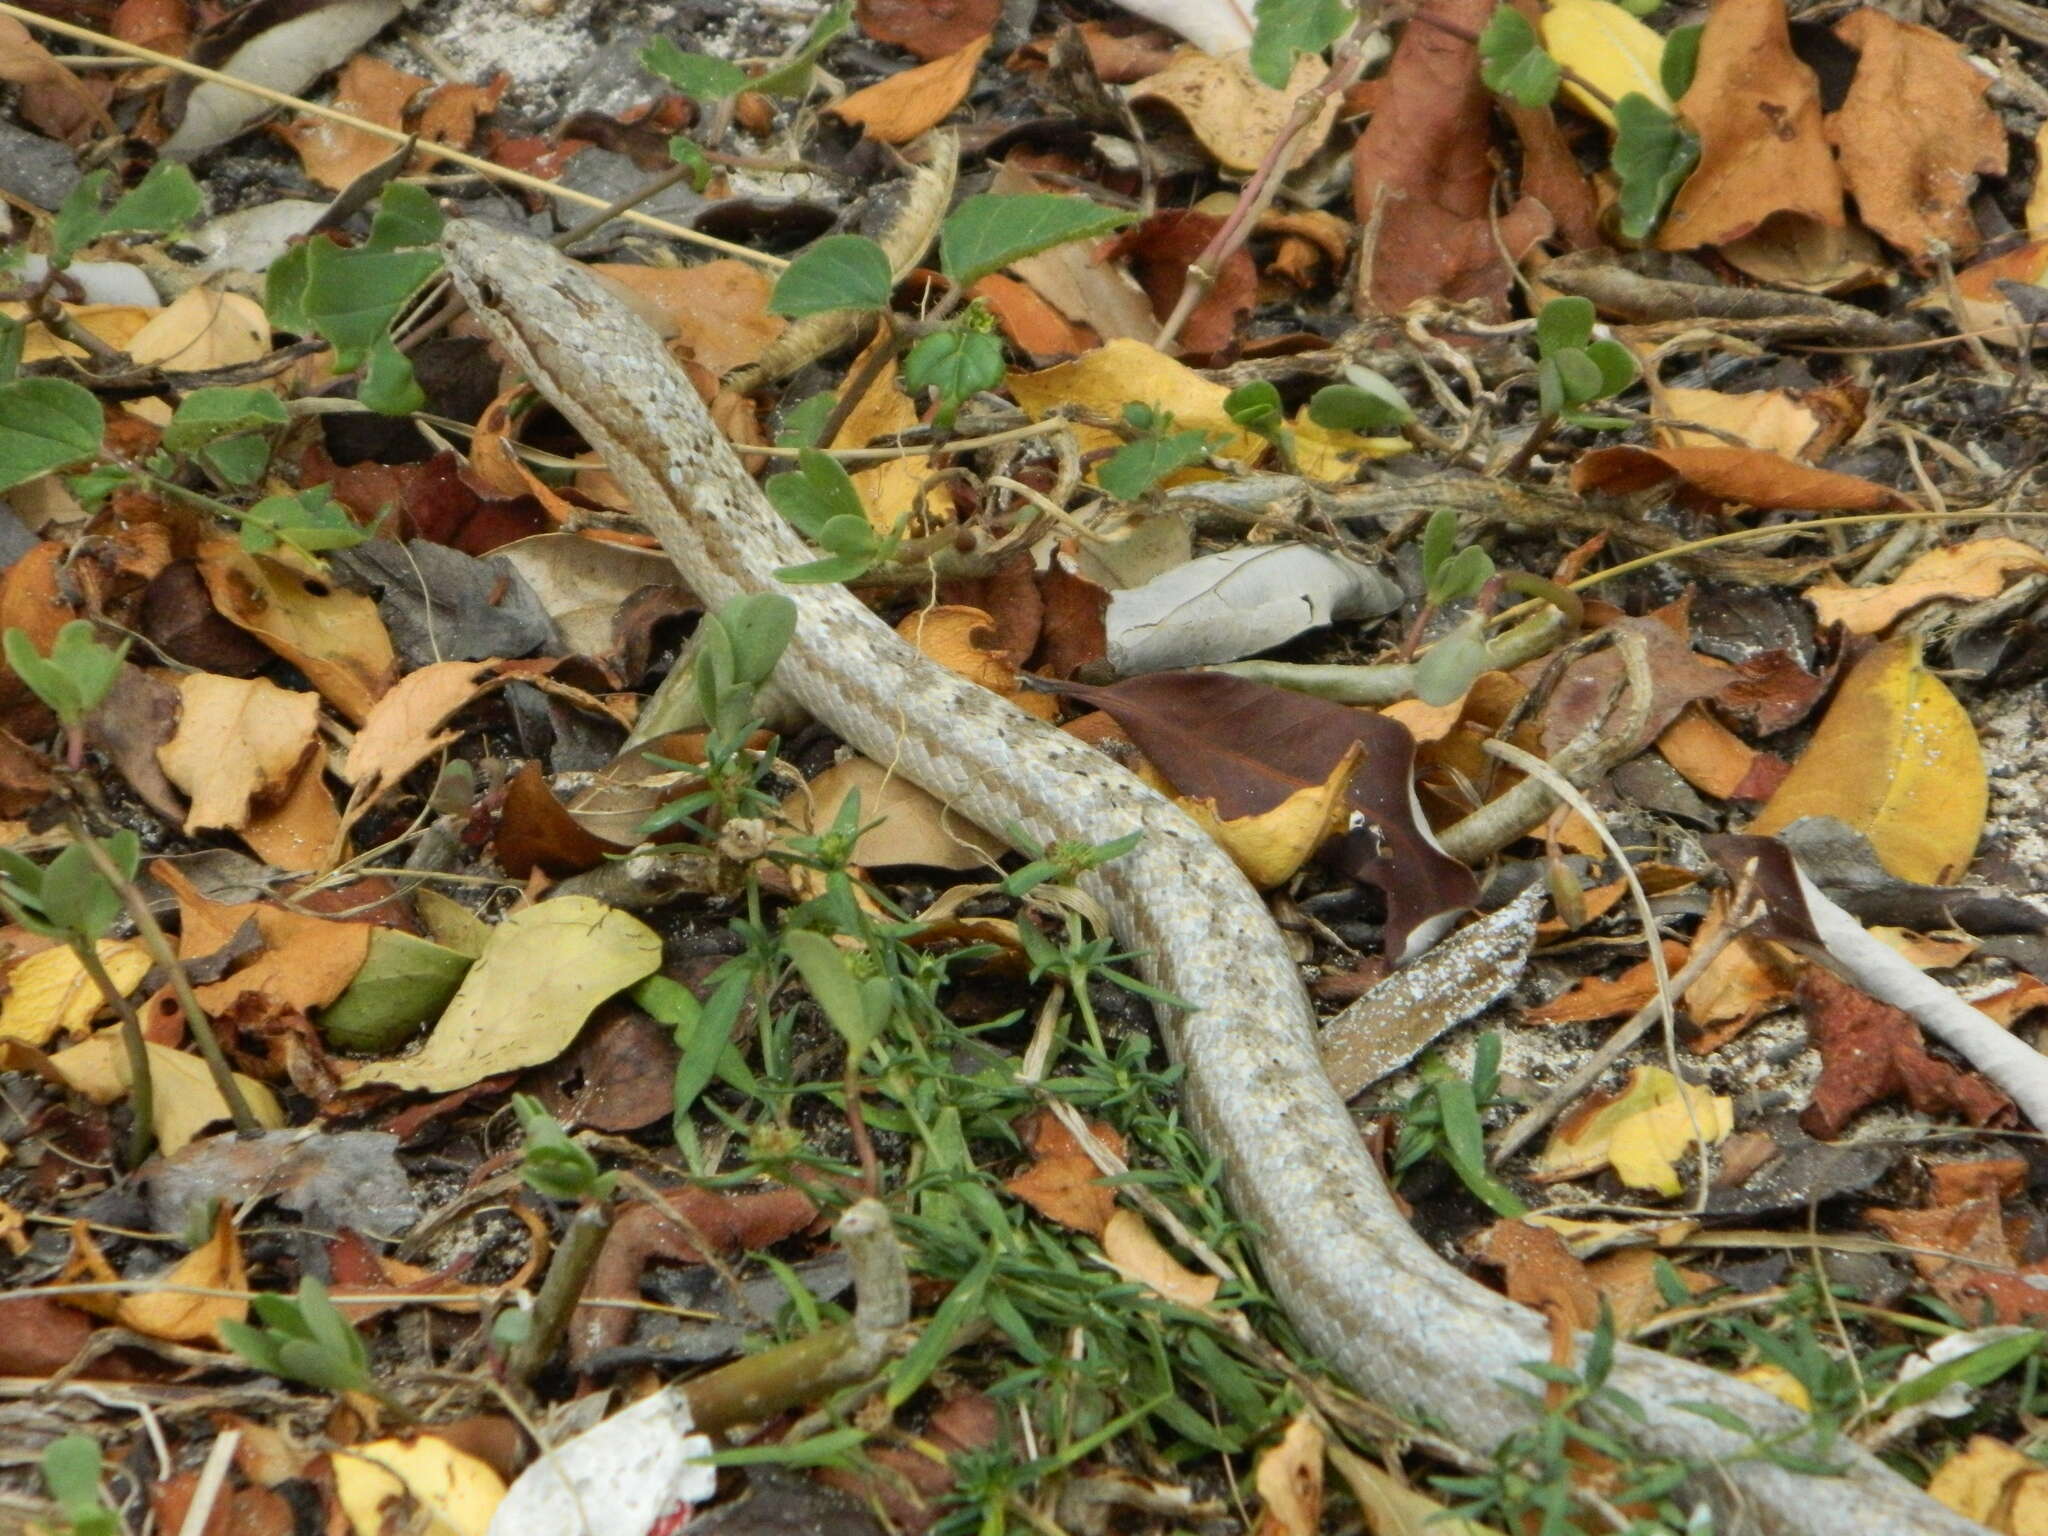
(439, 219, 1985, 1536)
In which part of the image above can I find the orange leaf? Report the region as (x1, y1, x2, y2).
(1571, 444, 1906, 513)
(832, 34, 989, 143)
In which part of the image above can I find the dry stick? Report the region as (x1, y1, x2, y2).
(0, 2, 784, 269)
(72, 936, 157, 1170)
(1153, 6, 1387, 352)
(73, 833, 262, 1136)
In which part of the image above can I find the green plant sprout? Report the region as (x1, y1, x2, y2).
(220, 1277, 403, 1413)
(1097, 403, 1222, 501)
(40, 1434, 118, 1536)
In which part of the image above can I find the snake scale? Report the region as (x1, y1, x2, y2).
(440, 220, 1985, 1535)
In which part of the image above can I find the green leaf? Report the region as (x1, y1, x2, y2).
(1553, 346, 1604, 406)
(901, 328, 1006, 408)
(365, 182, 443, 252)
(358, 332, 426, 416)
(771, 234, 893, 317)
(1414, 616, 1493, 706)
(4, 621, 126, 735)
(102, 162, 202, 241)
(938, 194, 1135, 287)
(777, 392, 838, 448)
(302, 239, 441, 371)
(50, 171, 111, 266)
(668, 135, 716, 192)
(41, 1434, 104, 1510)
(1308, 376, 1412, 431)
(1537, 355, 1565, 419)
(1885, 1330, 2046, 1411)
(1098, 428, 1212, 501)
(717, 592, 798, 686)
(317, 928, 472, 1053)
(1433, 1076, 1527, 1217)
(264, 240, 313, 336)
(1478, 6, 1561, 109)
(164, 387, 288, 456)
(1223, 379, 1284, 433)
(642, 35, 748, 99)
(1584, 336, 1638, 397)
(783, 929, 878, 1056)
(749, 0, 854, 96)
(1535, 296, 1595, 358)
(0, 314, 23, 383)
(766, 447, 868, 538)
(1250, 0, 1350, 89)
(240, 488, 370, 559)
(1429, 544, 1494, 605)
(1613, 93, 1699, 242)
(1421, 506, 1458, 586)
(514, 1092, 612, 1201)
(1660, 23, 1703, 100)
(0, 378, 103, 493)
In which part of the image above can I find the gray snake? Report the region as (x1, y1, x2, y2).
(439, 219, 1984, 1535)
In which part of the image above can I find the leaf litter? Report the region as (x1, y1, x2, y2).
(4, 0, 2048, 1531)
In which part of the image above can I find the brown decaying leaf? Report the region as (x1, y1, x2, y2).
(157, 672, 321, 836)
(1824, 9, 2006, 262)
(1805, 539, 2048, 636)
(1348, 0, 1552, 317)
(60, 1204, 247, 1345)
(1050, 671, 1476, 952)
(573, 1185, 818, 1362)
(0, 17, 115, 141)
(1101, 1208, 1222, 1306)
(1527, 939, 1689, 1025)
(832, 33, 990, 143)
(154, 858, 372, 1018)
(590, 262, 786, 380)
(1571, 444, 1907, 513)
(856, 0, 999, 60)
(1004, 1108, 1126, 1236)
(1798, 969, 2013, 1140)
(1500, 0, 1602, 251)
(273, 54, 425, 189)
(196, 540, 396, 725)
(817, 1392, 1001, 1535)
(495, 760, 627, 879)
(1477, 1220, 1601, 1363)
(967, 273, 1097, 359)
(899, 606, 1058, 719)
(113, 0, 193, 55)
(1102, 209, 1255, 356)
(1867, 1160, 2048, 1328)
(1537, 613, 1734, 757)
(1657, 0, 1843, 252)
(1658, 705, 1787, 802)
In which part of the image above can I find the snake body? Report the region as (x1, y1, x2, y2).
(440, 221, 1983, 1535)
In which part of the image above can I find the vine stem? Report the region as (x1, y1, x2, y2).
(73, 936, 156, 1170)
(1153, 5, 1387, 353)
(70, 824, 262, 1136)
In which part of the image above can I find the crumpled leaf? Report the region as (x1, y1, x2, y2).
(1804, 539, 2048, 636)
(60, 1202, 246, 1345)
(899, 605, 1056, 719)
(1748, 637, 1984, 885)
(334, 1435, 506, 1536)
(1132, 47, 1336, 174)
(47, 1035, 286, 1153)
(1532, 1065, 1732, 1196)
(0, 940, 148, 1046)
(1250, 1414, 1324, 1536)
(196, 539, 396, 725)
(1868, 1162, 2048, 1332)
(1824, 9, 2006, 262)
(157, 672, 322, 835)
(1005, 1108, 1126, 1236)
(1100, 1208, 1220, 1307)
(1929, 1435, 2048, 1532)
(1349, 0, 1553, 316)
(1798, 968, 2013, 1140)
(1105, 543, 1403, 674)
(341, 899, 662, 1093)
(830, 33, 989, 143)
(1656, 0, 1843, 251)
(1008, 337, 1266, 473)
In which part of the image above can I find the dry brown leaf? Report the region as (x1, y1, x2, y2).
(1658, 704, 1784, 801)
(240, 751, 345, 874)
(898, 605, 1057, 720)
(1251, 1416, 1325, 1536)
(1716, 218, 1888, 293)
(1804, 539, 2048, 635)
(1571, 444, 1906, 513)
(158, 672, 321, 835)
(1004, 1109, 1125, 1236)
(2, 302, 154, 366)
(1824, 10, 2005, 262)
(274, 54, 427, 190)
(1134, 48, 1336, 175)
(1747, 636, 1985, 885)
(196, 539, 396, 725)
(342, 660, 500, 797)
(857, 0, 1000, 60)
(153, 859, 372, 1017)
(1349, 0, 1551, 316)
(968, 273, 1096, 359)
(0, 17, 115, 139)
(1927, 240, 2048, 347)
(1657, 0, 1843, 252)
(1652, 385, 1826, 458)
(794, 757, 1007, 871)
(591, 262, 786, 379)
(126, 288, 271, 373)
(1526, 939, 1688, 1025)
(832, 34, 990, 143)
(1929, 1437, 2048, 1532)
(1100, 1208, 1221, 1306)
(834, 347, 933, 531)
(62, 1204, 246, 1345)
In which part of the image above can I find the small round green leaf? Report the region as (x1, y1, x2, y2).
(0, 378, 102, 493)
(770, 235, 893, 318)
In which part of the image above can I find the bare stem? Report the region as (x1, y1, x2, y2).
(72, 937, 155, 1170)
(505, 1196, 615, 1384)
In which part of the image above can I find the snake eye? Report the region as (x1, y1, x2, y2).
(472, 277, 501, 309)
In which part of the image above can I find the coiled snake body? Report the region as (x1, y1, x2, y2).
(441, 221, 1983, 1536)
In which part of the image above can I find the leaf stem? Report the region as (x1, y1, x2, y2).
(71, 936, 155, 1170)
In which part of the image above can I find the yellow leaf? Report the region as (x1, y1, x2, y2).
(1289, 409, 1407, 483)
(1737, 1362, 1812, 1412)
(1100, 1208, 1221, 1307)
(1541, 0, 1670, 129)
(1252, 1415, 1324, 1536)
(831, 348, 932, 534)
(64, 1204, 248, 1344)
(1140, 742, 1357, 889)
(126, 288, 270, 372)
(157, 672, 322, 834)
(45, 1035, 285, 1154)
(1929, 1436, 2048, 1530)
(333, 1436, 506, 1536)
(1747, 636, 1984, 884)
(0, 940, 148, 1046)
(1804, 538, 2048, 636)
(1007, 338, 1266, 484)
(1533, 1066, 1730, 1195)
(1129, 48, 1338, 174)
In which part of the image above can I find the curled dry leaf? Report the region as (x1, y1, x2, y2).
(158, 672, 321, 836)
(1532, 1065, 1733, 1197)
(1747, 637, 1985, 885)
(831, 34, 991, 143)
(793, 756, 1008, 871)
(1824, 9, 2006, 262)
(272, 54, 425, 189)
(1100, 1208, 1221, 1306)
(1571, 444, 1907, 514)
(1798, 968, 2013, 1140)
(898, 605, 1058, 719)
(1251, 1414, 1325, 1536)
(196, 540, 397, 725)
(1803, 538, 2048, 636)
(856, 0, 1000, 61)
(1657, 0, 1843, 252)
(1132, 48, 1336, 175)
(1928, 1436, 2048, 1532)
(1004, 1109, 1126, 1236)
(61, 1203, 247, 1345)
(332, 1436, 507, 1536)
